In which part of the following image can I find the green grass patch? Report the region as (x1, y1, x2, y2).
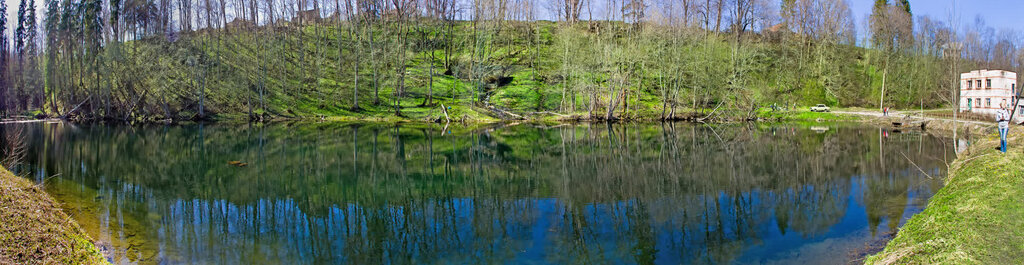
(758, 109, 860, 122)
(865, 132, 1024, 264)
(39, 21, 961, 123)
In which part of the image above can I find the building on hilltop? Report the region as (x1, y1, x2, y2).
(960, 70, 1020, 117)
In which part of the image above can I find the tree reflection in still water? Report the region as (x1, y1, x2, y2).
(2, 122, 952, 264)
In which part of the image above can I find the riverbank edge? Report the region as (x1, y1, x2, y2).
(232, 108, 867, 123)
(0, 109, 985, 265)
(7, 106, 865, 125)
(865, 123, 1024, 264)
(0, 167, 109, 265)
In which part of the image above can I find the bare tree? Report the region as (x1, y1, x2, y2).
(553, 0, 584, 24)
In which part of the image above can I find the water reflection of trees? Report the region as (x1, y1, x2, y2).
(6, 122, 952, 264)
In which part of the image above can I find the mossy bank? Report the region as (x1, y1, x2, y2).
(866, 128, 1024, 264)
(0, 167, 108, 264)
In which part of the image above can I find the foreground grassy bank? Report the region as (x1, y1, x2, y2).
(0, 167, 108, 264)
(866, 129, 1024, 264)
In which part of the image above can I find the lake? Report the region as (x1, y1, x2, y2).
(0, 122, 957, 264)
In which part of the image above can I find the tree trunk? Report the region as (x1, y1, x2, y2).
(880, 64, 888, 112)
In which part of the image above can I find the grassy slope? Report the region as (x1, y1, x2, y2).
(865, 131, 1024, 264)
(0, 167, 108, 265)
(101, 20, 957, 123)
(758, 108, 862, 122)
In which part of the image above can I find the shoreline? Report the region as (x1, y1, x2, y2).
(0, 110, 999, 264)
(0, 167, 108, 264)
(8, 108, 866, 126)
(865, 124, 1023, 264)
(5, 103, 875, 125)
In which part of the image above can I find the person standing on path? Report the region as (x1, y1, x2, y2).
(997, 102, 1011, 153)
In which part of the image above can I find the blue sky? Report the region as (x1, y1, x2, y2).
(849, 0, 1023, 32)
(2, 0, 1023, 41)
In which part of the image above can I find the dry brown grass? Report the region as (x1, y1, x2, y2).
(0, 167, 108, 265)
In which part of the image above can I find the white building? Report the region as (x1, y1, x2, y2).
(959, 70, 1019, 116)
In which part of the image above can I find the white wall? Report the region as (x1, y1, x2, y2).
(959, 70, 1018, 119)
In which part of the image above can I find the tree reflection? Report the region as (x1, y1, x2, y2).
(3, 122, 953, 264)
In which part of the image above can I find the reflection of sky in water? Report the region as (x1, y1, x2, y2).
(957, 138, 972, 154)
(102, 181, 936, 265)
(1, 122, 952, 264)
(736, 179, 923, 264)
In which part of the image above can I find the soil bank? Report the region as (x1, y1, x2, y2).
(0, 167, 108, 265)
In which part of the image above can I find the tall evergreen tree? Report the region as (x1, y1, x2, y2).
(0, 0, 8, 114)
(870, 0, 893, 50)
(15, 0, 27, 58)
(44, 0, 61, 114)
(82, 0, 104, 100)
(26, 0, 37, 55)
(13, 0, 28, 110)
(26, 0, 42, 108)
(898, 0, 911, 15)
(873, 0, 888, 10)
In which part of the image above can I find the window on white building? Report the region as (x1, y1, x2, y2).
(977, 80, 983, 88)
(987, 98, 991, 107)
(977, 98, 982, 107)
(967, 80, 973, 89)
(987, 79, 992, 88)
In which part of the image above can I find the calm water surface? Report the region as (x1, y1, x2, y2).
(1, 122, 956, 264)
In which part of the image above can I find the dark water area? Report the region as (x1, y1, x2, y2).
(0, 122, 957, 265)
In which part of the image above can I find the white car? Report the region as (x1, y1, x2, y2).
(810, 104, 831, 112)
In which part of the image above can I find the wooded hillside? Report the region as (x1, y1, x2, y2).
(0, 0, 1019, 122)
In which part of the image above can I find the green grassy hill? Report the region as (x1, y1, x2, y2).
(46, 20, 962, 122)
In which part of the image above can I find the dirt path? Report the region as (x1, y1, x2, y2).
(0, 119, 62, 125)
(833, 110, 993, 127)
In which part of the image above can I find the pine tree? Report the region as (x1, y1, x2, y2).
(82, 0, 103, 104)
(0, 0, 8, 114)
(898, 0, 911, 15)
(26, 0, 42, 109)
(26, 0, 37, 56)
(870, 0, 892, 50)
(873, 0, 888, 10)
(44, 0, 60, 114)
(14, 0, 28, 110)
(15, 0, 27, 58)
(44, 0, 58, 52)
